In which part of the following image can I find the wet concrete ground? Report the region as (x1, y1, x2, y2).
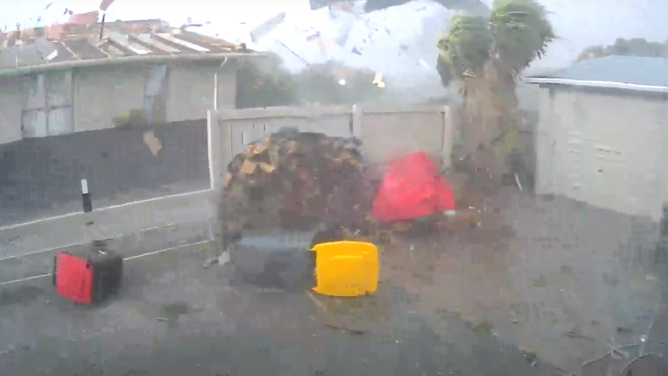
(0, 189, 211, 259)
(0, 242, 561, 376)
(1, 188, 667, 375)
(387, 192, 667, 373)
(0, 179, 209, 228)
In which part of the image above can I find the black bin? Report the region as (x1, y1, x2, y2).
(228, 230, 319, 290)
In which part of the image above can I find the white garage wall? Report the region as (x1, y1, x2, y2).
(536, 86, 668, 220)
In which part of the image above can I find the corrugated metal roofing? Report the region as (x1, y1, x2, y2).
(0, 19, 263, 75)
(529, 56, 668, 87)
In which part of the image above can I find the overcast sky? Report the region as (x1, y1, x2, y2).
(3, 0, 668, 70)
(0, 0, 311, 30)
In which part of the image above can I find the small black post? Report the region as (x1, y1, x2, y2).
(99, 13, 106, 40)
(661, 204, 668, 239)
(81, 179, 92, 213)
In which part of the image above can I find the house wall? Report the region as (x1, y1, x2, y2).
(516, 82, 541, 112)
(535, 86, 668, 220)
(0, 60, 236, 226)
(167, 61, 237, 121)
(72, 61, 237, 131)
(0, 60, 237, 142)
(0, 76, 23, 144)
(73, 66, 146, 132)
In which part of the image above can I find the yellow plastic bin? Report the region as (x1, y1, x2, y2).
(310, 241, 379, 297)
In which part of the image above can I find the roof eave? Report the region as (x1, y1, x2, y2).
(523, 77, 668, 94)
(0, 51, 274, 78)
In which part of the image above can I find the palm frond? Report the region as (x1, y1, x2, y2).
(437, 13, 493, 81)
(490, 0, 555, 72)
(436, 53, 455, 87)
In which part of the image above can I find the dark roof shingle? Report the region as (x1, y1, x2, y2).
(0, 19, 265, 76)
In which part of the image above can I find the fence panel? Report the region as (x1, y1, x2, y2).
(207, 106, 353, 193)
(359, 106, 451, 167)
(207, 105, 455, 193)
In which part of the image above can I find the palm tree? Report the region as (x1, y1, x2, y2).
(436, 0, 554, 146)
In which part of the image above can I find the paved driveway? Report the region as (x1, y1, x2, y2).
(2, 189, 667, 376)
(0, 190, 211, 260)
(0, 242, 560, 376)
(389, 193, 666, 373)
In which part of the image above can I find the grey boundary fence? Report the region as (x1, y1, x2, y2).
(206, 105, 455, 193)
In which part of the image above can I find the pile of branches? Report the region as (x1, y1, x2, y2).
(217, 128, 376, 244)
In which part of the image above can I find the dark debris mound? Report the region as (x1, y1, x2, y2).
(217, 128, 376, 245)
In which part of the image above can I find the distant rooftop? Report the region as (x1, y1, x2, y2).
(525, 56, 668, 93)
(0, 19, 269, 77)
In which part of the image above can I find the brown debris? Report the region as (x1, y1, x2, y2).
(142, 131, 162, 156)
(217, 128, 375, 244)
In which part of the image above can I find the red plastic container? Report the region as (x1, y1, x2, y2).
(53, 241, 123, 305)
(371, 151, 455, 222)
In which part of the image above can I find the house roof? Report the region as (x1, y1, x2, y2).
(0, 19, 270, 77)
(524, 56, 668, 93)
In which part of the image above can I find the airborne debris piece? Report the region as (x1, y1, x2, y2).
(250, 12, 286, 43)
(45, 50, 58, 61)
(372, 72, 385, 88)
(143, 131, 162, 156)
(68, 10, 100, 25)
(99, 0, 115, 12)
(217, 251, 230, 266)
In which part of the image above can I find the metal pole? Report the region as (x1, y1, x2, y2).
(99, 13, 106, 40)
(214, 73, 219, 110)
